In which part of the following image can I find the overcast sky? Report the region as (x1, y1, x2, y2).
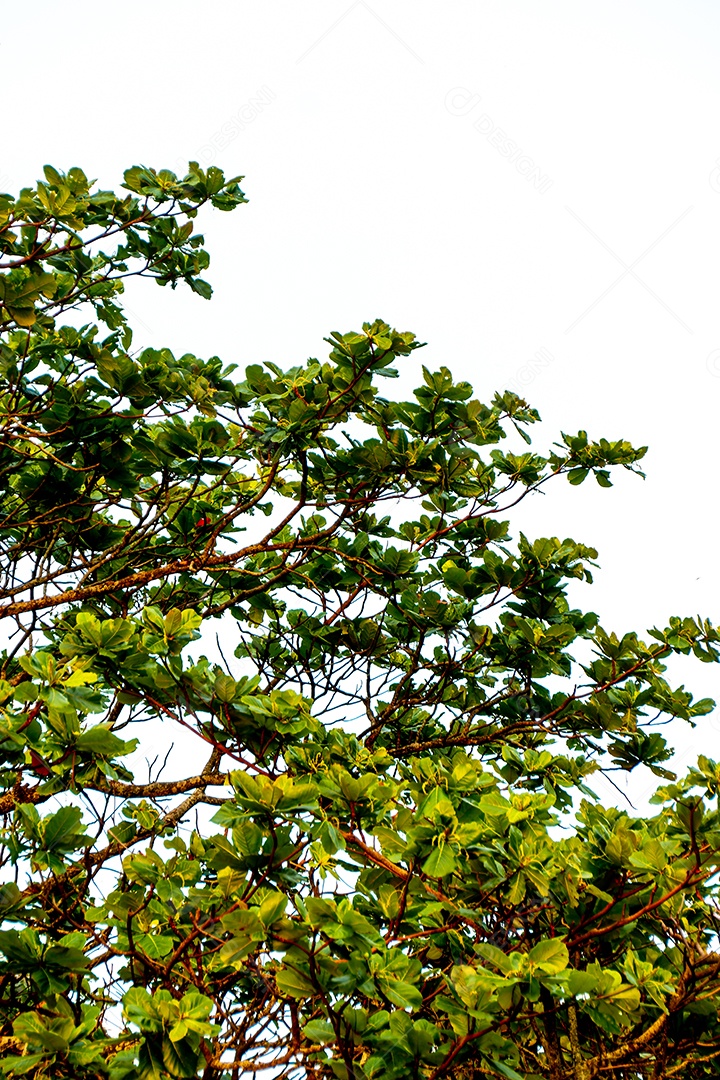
(5, 1, 720, 802)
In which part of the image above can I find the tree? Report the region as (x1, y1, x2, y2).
(0, 162, 719, 1080)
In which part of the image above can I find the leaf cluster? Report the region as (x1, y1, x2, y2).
(0, 164, 719, 1080)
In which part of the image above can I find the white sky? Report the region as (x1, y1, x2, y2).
(4, 1, 720, 804)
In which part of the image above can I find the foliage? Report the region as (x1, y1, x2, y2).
(0, 162, 719, 1080)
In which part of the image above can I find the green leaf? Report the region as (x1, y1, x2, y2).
(486, 1058, 525, 1080)
(41, 807, 88, 852)
(214, 674, 236, 702)
(476, 945, 515, 974)
(162, 1033, 200, 1078)
(0, 1052, 47, 1075)
(259, 891, 287, 926)
(76, 725, 130, 756)
(303, 1019, 335, 1043)
(13, 682, 37, 704)
(422, 843, 457, 878)
(377, 978, 423, 1010)
(528, 939, 569, 975)
(135, 934, 174, 960)
(276, 967, 315, 999)
(44, 945, 89, 970)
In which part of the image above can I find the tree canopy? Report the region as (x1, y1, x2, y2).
(1, 162, 720, 1080)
